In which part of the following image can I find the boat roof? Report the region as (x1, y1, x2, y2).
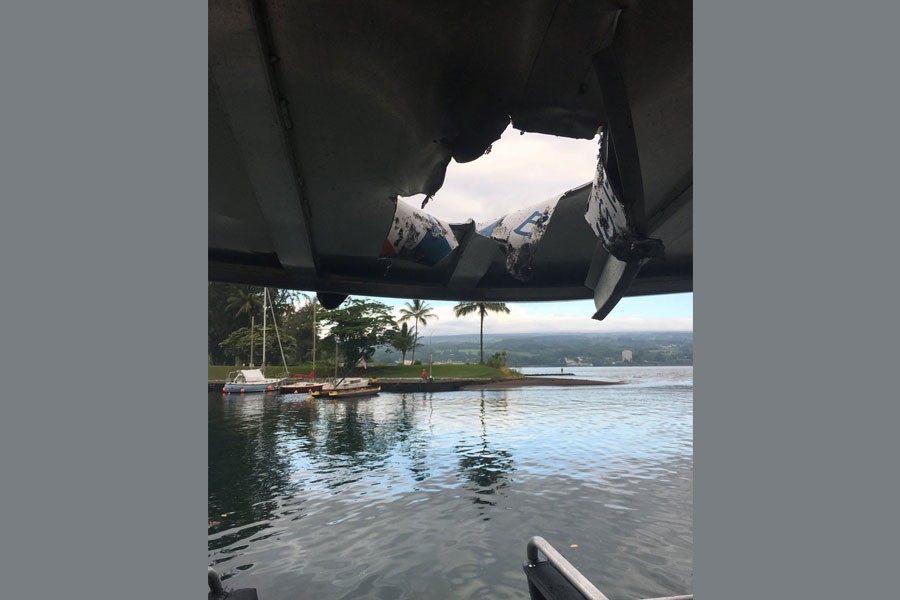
(208, 1, 692, 320)
(238, 369, 268, 383)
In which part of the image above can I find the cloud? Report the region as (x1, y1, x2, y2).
(376, 127, 693, 334)
(393, 303, 692, 336)
(417, 127, 600, 224)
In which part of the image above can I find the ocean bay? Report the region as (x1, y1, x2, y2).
(209, 366, 693, 600)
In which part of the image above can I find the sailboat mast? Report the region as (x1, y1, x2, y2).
(267, 288, 290, 376)
(262, 288, 267, 369)
(312, 300, 316, 377)
(250, 316, 254, 366)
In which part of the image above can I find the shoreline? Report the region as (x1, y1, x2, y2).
(209, 376, 623, 393)
(460, 377, 623, 390)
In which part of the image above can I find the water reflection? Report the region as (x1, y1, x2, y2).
(208, 394, 294, 542)
(209, 366, 693, 600)
(396, 397, 432, 481)
(456, 395, 515, 509)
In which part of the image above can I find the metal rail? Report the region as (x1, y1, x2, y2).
(207, 566, 260, 600)
(208, 567, 225, 598)
(524, 536, 692, 600)
(525, 536, 610, 600)
(209, 538, 691, 600)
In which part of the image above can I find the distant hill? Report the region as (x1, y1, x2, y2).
(373, 331, 692, 367)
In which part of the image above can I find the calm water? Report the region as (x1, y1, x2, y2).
(209, 366, 693, 600)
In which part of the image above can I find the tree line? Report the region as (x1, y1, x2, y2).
(392, 332, 693, 367)
(208, 283, 510, 368)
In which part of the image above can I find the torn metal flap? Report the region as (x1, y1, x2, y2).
(381, 200, 459, 266)
(584, 140, 664, 263)
(477, 198, 560, 281)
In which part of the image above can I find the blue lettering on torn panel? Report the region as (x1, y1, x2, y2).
(478, 220, 501, 237)
(513, 211, 544, 237)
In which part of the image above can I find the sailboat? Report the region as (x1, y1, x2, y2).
(281, 298, 325, 394)
(223, 289, 289, 394)
(309, 338, 380, 398)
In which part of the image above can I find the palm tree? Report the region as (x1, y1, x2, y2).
(398, 299, 438, 363)
(225, 286, 261, 327)
(453, 302, 510, 364)
(388, 322, 419, 365)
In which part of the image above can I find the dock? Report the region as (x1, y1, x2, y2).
(209, 378, 494, 393)
(209, 377, 622, 393)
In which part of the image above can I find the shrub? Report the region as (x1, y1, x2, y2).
(487, 351, 507, 369)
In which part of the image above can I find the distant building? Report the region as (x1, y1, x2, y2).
(622, 350, 633, 362)
(564, 357, 593, 367)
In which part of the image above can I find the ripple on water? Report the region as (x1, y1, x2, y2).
(209, 366, 692, 599)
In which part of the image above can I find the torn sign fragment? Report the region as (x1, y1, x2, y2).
(381, 200, 459, 266)
(477, 198, 559, 281)
(584, 137, 664, 263)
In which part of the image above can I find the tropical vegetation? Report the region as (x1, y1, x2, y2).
(397, 299, 437, 363)
(452, 302, 510, 363)
(386, 322, 419, 365)
(319, 298, 396, 367)
(210, 284, 447, 371)
(209, 284, 689, 378)
(208, 362, 511, 381)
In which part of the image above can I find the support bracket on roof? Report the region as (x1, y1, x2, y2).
(585, 47, 665, 320)
(316, 292, 348, 310)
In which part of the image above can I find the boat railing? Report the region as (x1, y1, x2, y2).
(209, 537, 689, 600)
(523, 536, 692, 600)
(208, 566, 258, 600)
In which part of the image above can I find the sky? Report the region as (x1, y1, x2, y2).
(365, 126, 693, 336)
(368, 294, 693, 337)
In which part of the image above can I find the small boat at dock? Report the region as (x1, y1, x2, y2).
(280, 380, 324, 394)
(309, 342, 379, 399)
(223, 289, 289, 394)
(320, 376, 375, 392)
(279, 370, 324, 394)
(310, 385, 381, 399)
(222, 369, 282, 394)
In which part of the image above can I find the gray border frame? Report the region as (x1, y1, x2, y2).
(3, 1, 897, 598)
(696, 1, 898, 598)
(1, 2, 205, 597)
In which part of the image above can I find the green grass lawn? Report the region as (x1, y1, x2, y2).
(208, 363, 517, 380)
